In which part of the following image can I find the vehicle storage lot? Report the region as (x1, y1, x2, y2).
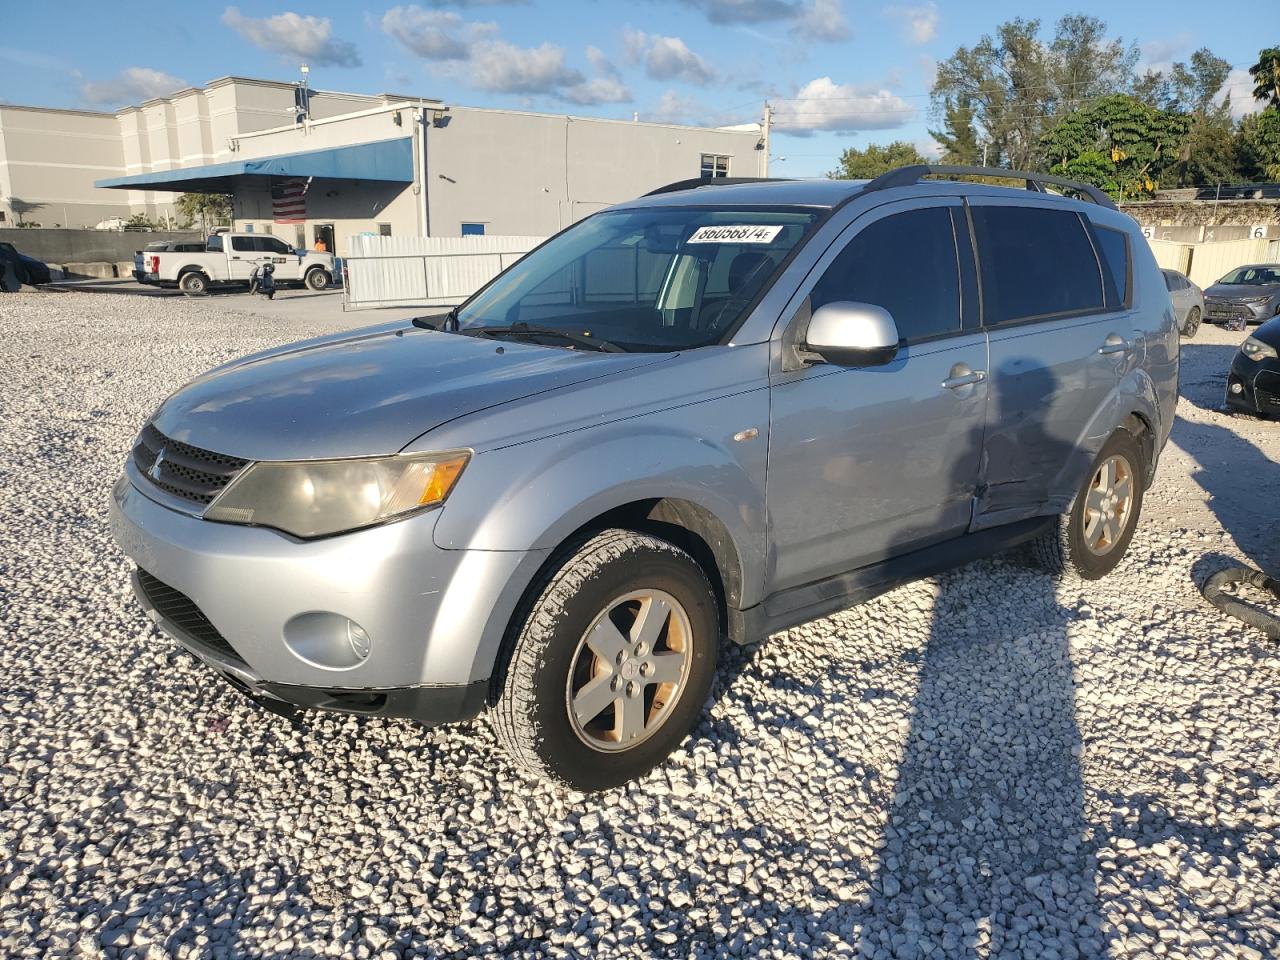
(1, 289, 1278, 959)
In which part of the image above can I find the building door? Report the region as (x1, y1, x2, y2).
(314, 223, 335, 253)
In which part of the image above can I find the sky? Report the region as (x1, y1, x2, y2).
(0, 1, 1270, 178)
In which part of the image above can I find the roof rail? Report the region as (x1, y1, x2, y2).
(864, 164, 1117, 210)
(644, 176, 792, 196)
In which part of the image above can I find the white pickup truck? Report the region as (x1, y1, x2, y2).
(140, 233, 335, 295)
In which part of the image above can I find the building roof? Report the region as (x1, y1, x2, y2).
(95, 137, 414, 193)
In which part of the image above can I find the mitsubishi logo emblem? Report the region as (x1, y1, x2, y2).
(149, 448, 167, 481)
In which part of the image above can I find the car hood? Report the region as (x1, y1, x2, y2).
(1204, 282, 1280, 301)
(1249, 315, 1280, 349)
(150, 322, 667, 460)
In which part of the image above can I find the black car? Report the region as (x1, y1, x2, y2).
(1226, 314, 1280, 417)
(0, 241, 51, 285)
(1203, 264, 1280, 326)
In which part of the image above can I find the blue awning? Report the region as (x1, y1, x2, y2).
(95, 137, 414, 192)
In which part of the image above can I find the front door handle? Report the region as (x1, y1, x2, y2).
(942, 369, 987, 390)
(1098, 334, 1132, 355)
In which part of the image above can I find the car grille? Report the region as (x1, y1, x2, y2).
(131, 423, 249, 506)
(1256, 371, 1280, 411)
(1206, 300, 1249, 320)
(136, 568, 246, 666)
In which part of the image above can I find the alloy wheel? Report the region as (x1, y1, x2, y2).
(1082, 454, 1134, 555)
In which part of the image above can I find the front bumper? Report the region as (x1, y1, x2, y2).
(1225, 354, 1280, 416)
(1206, 299, 1275, 325)
(110, 474, 545, 722)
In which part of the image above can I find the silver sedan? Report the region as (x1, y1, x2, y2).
(1163, 269, 1204, 337)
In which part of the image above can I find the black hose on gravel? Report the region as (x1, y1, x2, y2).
(1201, 566, 1280, 640)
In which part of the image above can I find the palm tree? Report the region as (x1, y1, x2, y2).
(1250, 47, 1280, 108)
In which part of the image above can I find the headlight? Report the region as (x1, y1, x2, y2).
(1241, 337, 1278, 362)
(204, 451, 469, 538)
(1240, 296, 1270, 304)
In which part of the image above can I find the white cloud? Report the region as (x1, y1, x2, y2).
(467, 40, 584, 94)
(1220, 68, 1264, 120)
(382, 6, 498, 60)
(1137, 32, 1193, 75)
(648, 89, 709, 124)
(772, 77, 914, 134)
(792, 0, 849, 42)
(886, 2, 938, 46)
(563, 46, 632, 104)
(81, 67, 185, 107)
(221, 7, 361, 67)
(624, 29, 715, 85)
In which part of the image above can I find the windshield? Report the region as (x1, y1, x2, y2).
(1218, 266, 1280, 285)
(454, 207, 822, 351)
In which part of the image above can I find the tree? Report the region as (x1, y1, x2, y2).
(126, 213, 157, 230)
(930, 99, 981, 165)
(1041, 94, 1190, 199)
(828, 141, 928, 179)
(175, 193, 233, 234)
(1249, 47, 1280, 108)
(932, 15, 1137, 171)
(1238, 109, 1280, 180)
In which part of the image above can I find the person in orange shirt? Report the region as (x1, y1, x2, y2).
(315, 238, 327, 253)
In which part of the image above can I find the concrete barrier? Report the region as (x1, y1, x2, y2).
(63, 262, 117, 279)
(0, 228, 203, 265)
(115, 261, 135, 278)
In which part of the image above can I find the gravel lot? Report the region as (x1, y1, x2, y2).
(2, 288, 1278, 959)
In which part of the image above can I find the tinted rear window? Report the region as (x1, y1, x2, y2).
(811, 206, 960, 343)
(1093, 226, 1130, 306)
(971, 206, 1104, 325)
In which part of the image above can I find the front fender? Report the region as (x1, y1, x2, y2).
(433, 406, 770, 608)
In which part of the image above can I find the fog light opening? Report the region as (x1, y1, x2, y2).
(283, 612, 373, 670)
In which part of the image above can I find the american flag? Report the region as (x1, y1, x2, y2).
(271, 178, 307, 223)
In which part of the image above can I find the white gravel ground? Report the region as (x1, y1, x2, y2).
(1, 288, 1278, 959)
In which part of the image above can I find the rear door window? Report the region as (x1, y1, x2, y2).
(810, 206, 961, 343)
(230, 236, 254, 252)
(970, 206, 1105, 325)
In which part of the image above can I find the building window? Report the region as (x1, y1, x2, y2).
(244, 223, 255, 233)
(0, 211, 6, 223)
(700, 154, 730, 178)
(461, 222, 486, 237)
(378, 223, 392, 237)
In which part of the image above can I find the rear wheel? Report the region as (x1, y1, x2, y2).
(305, 268, 330, 291)
(1028, 429, 1145, 581)
(1182, 306, 1201, 338)
(493, 530, 718, 791)
(179, 271, 208, 296)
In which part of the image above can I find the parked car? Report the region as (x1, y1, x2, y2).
(140, 232, 334, 294)
(1162, 269, 1203, 336)
(0, 241, 51, 285)
(133, 240, 209, 284)
(110, 166, 1178, 790)
(1226, 314, 1280, 418)
(1203, 264, 1280, 326)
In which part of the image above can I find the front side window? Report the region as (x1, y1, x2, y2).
(971, 206, 1105, 325)
(700, 154, 730, 179)
(810, 206, 961, 343)
(455, 207, 821, 351)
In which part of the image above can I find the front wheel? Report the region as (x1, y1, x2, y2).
(493, 530, 719, 791)
(1182, 306, 1201, 338)
(305, 268, 330, 291)
(1028, 428, 1146, 581)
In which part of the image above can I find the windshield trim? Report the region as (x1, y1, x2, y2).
(446, 202, 837, 351)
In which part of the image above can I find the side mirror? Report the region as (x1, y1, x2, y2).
(804, 301, 901, 367)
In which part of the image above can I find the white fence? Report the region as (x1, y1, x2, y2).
(1147, 236, 1280, 288)
(343, 234, 544, 309)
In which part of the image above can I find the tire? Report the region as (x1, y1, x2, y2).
(179, 271, 208, 296)
(305, 268, 330, 291)
(493, 529, 719, 791)
(1182, 306, 1200, 338)
(1028, 428, 1146, 581)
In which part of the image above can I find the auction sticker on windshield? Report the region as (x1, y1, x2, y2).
(687, 225, 784, 244)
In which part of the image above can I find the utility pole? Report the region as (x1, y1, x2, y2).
(762, 102, 772, 178)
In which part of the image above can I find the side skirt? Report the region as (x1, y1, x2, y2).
(729, 516, 1053, 644)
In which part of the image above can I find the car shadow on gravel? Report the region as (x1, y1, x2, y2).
(1177, 340, 1243, 414)
(1171, 415, 1279, 575)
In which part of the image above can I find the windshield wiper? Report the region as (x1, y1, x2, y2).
(411, 305, 460, 332)
(467, 323, 626, 353)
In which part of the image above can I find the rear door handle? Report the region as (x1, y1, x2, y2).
(1098, 335, 1132, 355)
(942, 370, 987, 390)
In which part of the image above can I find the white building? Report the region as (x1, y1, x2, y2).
(0, 76, 767, 254)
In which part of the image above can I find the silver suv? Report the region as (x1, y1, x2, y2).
(110, 165, 1178, 790)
